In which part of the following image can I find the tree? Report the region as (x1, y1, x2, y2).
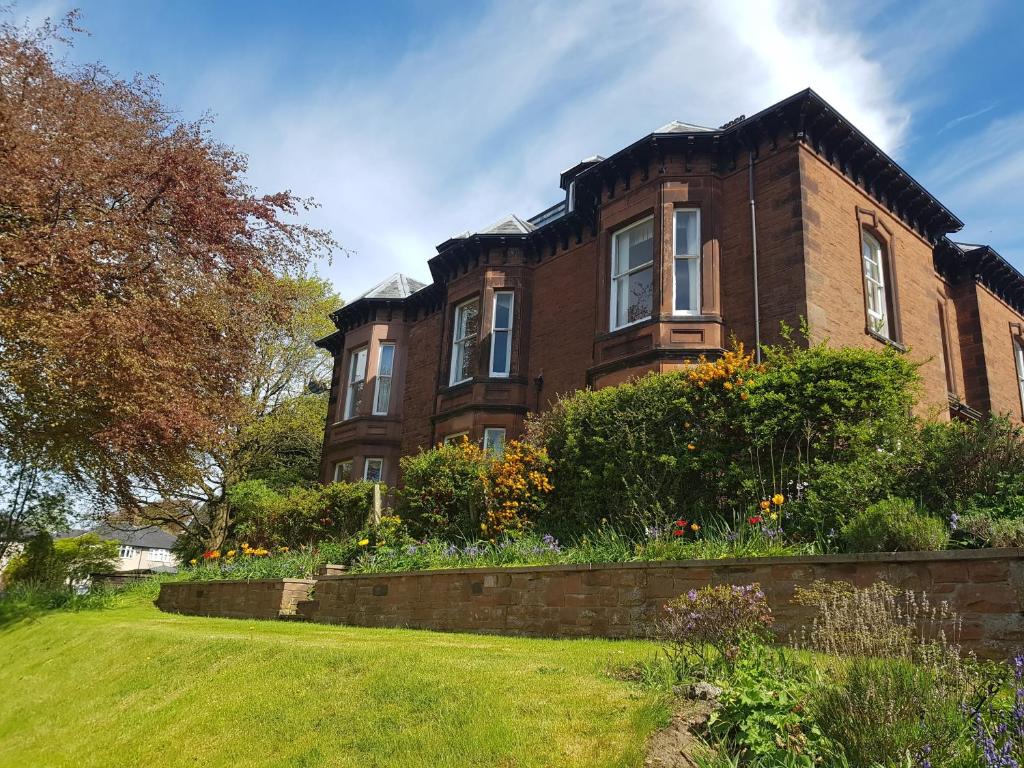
(126, 275, 341, 552)
(4, 531, 117, 586)
(0, 14, 336, 515)
(0, 455, 71, 565)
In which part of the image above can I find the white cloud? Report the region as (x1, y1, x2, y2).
(923, 114, 1024, 263)
(185, 0, 919, 300)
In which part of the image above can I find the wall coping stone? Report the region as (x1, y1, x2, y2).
(161, 578, 315, 586)
(310, 548, 1024, 581)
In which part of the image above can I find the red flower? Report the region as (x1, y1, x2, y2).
(673, 529, 685, 537)
(674, 519, 688, 528)
(748, 515, 763, 525)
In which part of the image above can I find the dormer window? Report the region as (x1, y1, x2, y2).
(450, 299, 479, 385)
(610, 217, 654, 331)
(861, 230, 897, 341)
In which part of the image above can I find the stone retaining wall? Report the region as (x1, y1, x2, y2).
(155, 550, 1024, 657)
(155, 578, 314, 620)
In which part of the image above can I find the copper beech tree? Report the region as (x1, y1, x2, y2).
(0, 14, 336, 542)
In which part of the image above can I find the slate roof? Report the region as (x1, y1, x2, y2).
(354, 272, 428, 301)
(653, 120, 716, 133)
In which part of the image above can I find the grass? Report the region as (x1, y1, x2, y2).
(0, 594, 668, 768)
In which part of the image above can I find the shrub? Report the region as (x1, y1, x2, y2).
(4, 531, 118, 586)
(706, 646, 832, 764)
(229, 479, 378, 548)
(654, 583, 774, 678)
(841, 497, 949, 553)
(957, 511, 1024, 548)
(901, 417, 1024, 520)
(810, 657, 971, 767)
(483, 441, 553, 538)
(530, 337, 920, 539)
(397, 438, 554, 541)
(397, 438, 488, 539)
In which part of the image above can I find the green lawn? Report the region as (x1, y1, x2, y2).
(0, 598, 667, 768)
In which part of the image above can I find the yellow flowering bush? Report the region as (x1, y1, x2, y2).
(483, 441, 554, 538)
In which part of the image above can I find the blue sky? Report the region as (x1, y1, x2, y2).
(13, 0, 1024, 300)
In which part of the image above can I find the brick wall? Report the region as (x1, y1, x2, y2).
(156, 552, 1024, 657)
(155, 578, 314, 620)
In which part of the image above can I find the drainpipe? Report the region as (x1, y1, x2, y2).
(748, 150, 762, 363)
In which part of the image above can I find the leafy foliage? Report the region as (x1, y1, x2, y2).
(810, 658, 972, 767)
(226, 479, 378, 550)
(903, 417, 1024, 521)
(4, 531, 117, 586)
(0, 15, 335, 516)
(841, 498, 950, 553)
(655, 584, 774, 678)
(530, 337, 920, 539)
(397, 438, 554, 541)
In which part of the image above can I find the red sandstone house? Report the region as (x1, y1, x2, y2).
(317, 89, 1024, 488)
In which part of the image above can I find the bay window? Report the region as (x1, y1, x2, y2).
(450, 299, 479, 385)
(373, 342, 396, 415)
(489, 292, 514, 377)
(673, 209, 701, 314)
(344, 346, 367, 419)
(610, 217, 654, 330)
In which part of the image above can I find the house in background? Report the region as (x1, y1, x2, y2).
(317, 88, 1024, 487)
(57, 524, 180, 574)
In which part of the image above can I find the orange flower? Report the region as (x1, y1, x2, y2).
(759, 499, 771, 511)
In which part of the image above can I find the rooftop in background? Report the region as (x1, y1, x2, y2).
(56, 524, 177, 550)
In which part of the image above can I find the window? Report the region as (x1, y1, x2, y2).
(450, 299, 480, 385)
(483, 428, 506, 457)
(150, 548, 172, 563)
(344, 347, 368, 419)
(611, 217, 654, 330)
(937, 302, 956, 396)
(373, 343, 396, 415)
(673, 209, 701, 314)
(333, 460, 353, 483)
(119, 545, 136, 559)
(363, 458, 384, 483)
(861, 230, 895, 340)
(443, 432, 468, 445)
(489, 292, 514, 377)
(1015, 337, 1024, 416)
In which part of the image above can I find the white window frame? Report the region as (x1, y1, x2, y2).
(861, 230, 891, 339)
(363, 457, 384, 483)
(672, 208, 701, 316)
(489, 292, 514, 378)
(333, 460, 353, 483)
(1015, 337, 1024, 417)
(610, 216, 655, 331)
(150, 548, 172, 563)
(119, 545, 136, 559)
(483, 428, 506, 457)
(373, 342, 396, 415)
(344, 346, 368, 420)
(450, 298, 479, 386)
